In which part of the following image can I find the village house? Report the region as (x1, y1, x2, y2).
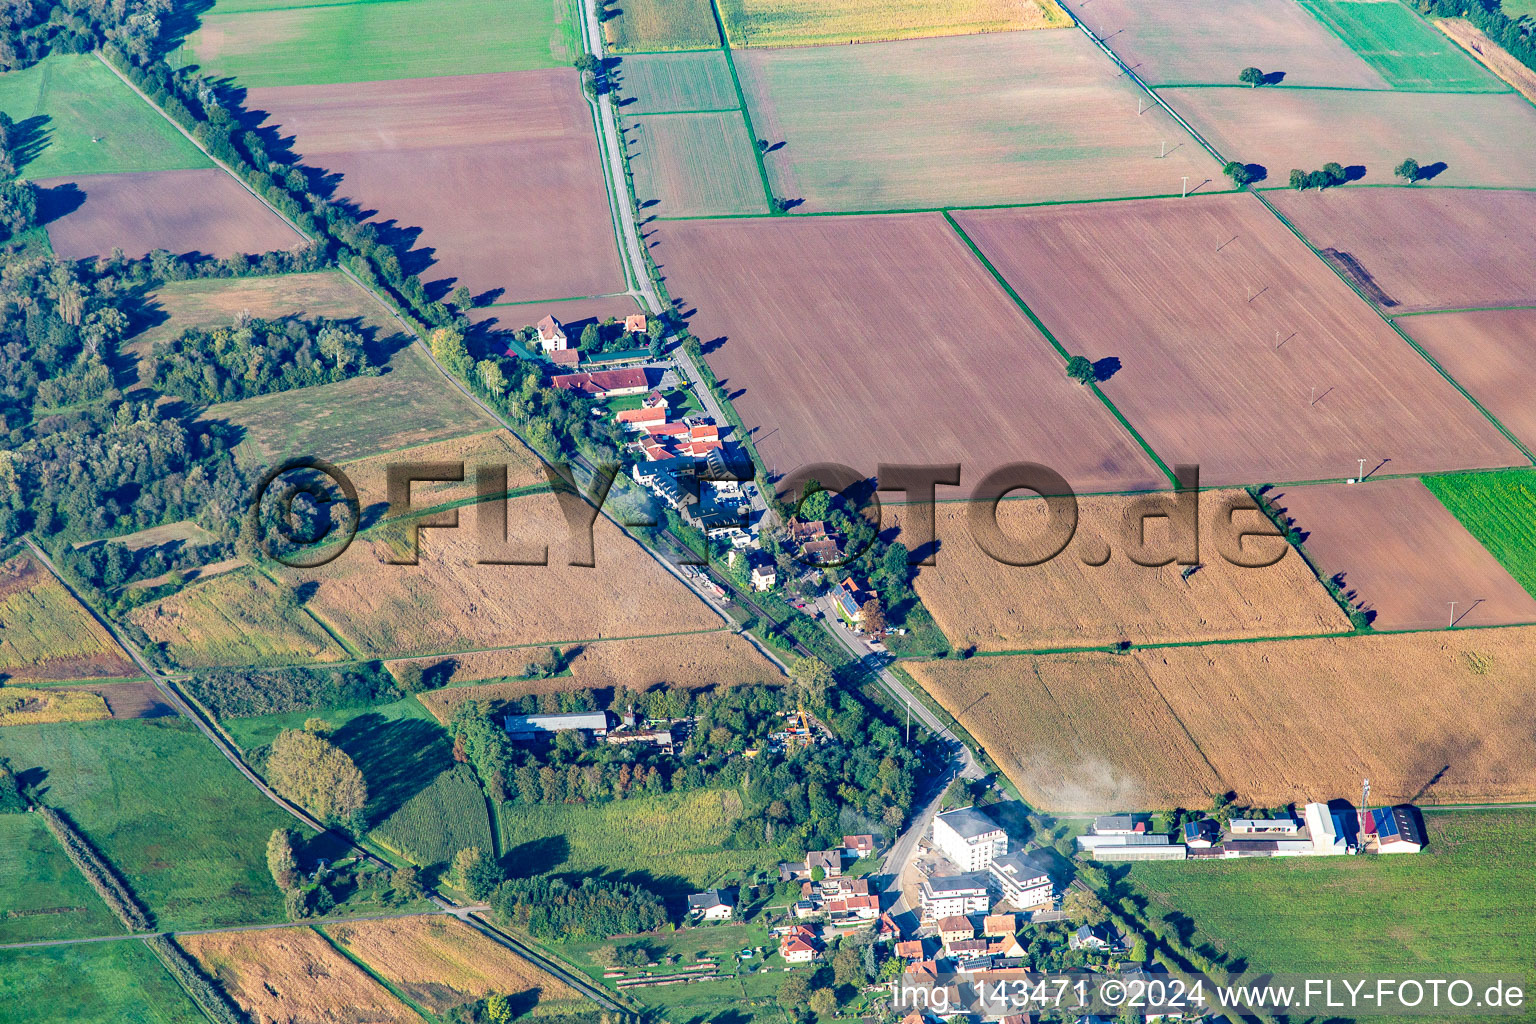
(876, 912, 901, 940)
(895, 939, 926, 961)
(1183, 819, 1219, 848)
(989, 933, 1027, 959)
(982, 913, 1015, 938)
(686, 889, 734, 921)
(826, 893, 880, 922)
(947, 938, 990, 960)
(920, 873, 991, 920)
(933, 806, 1008, 872)
(750, 563, 777, 592)
(533, 315, 569, 352)
(936, 915, 975, 948)
(807, 848, 845, 878)
(624, 313, 647, 334)
(1068, 925, 1110, 952)
(551, 366, 649, 399)
(844, 834, 876, 858)
(1093, 815, 1141, 835)
(780, 924, 820, 963)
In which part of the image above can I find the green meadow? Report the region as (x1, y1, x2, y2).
(2, 719, 293, 931)
(0, 54, 208, 178)
(181, 0, 581, 87)
(0, 942, 205, 1024)
(1424, 468, 1536, 598)
(1300, 0, 1504, 90)
(0, 813, 122, 943)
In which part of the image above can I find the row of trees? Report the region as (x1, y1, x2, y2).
(490, 876, 668, 941)
(1288, 161, 1352, 191)
(38, 804, 153, 930)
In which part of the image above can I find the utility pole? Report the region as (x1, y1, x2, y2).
(1182, 176, 1189, 198)
(1449, 601, 1457, 627)
(1160, 140, 1166, 158)
(1358, 457, 1367, 481)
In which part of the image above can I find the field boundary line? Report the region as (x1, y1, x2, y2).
(1255, 190, 1536, 466)
(650, 186, 1245, 222)
(1390, 302, 1536, 318)
(1154, 81, 1509, 95)
(941, 211, 1178, 488)
(481, 290, 638, 309)
(702, 0, 776, 211)
(627, 106, 750, 117)
(1053, 0, 1226, 166)
(612, 46, 727, 56)
(310, 923, 444, 1023)
(1253, 182, 1536, 195)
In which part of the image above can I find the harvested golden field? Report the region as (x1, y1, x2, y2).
(325, 916, 579, 1015)
(0, 555, 136, 683)
(0, 686, 110, 726)
(720, 0, 1067, 47)
(909, 627, 1536, 810)
(182, 926, 424, 1024)
(128, 568, 347, 669)
(288, 491, 722, 657)
(410, 631, 780, 722)
(894, 491, 1348, 651)
(340, 429, 547, 516)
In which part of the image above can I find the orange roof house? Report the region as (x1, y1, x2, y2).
(625, 314, 648, 333)
(551, 367, 648, 398)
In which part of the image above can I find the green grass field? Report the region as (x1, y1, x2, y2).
(616, 51, 738, 114)
(0, 54, 209, 178)
(181, 0, 580, 87)
(602, 0, 722, 52)
(0, 813, 123, 943)
(204, 343, 497, 466)
(1424, 468, 1536, 598)
(1502, 0, 1536, 15)
(498, 788, 776, 894)
(371, 764, 493, 869)
(628, 112, 769, 216)
(1127, 810, 1536, 977)
(0, 941, 206, 1024)
(220, 694, 435, 756)
(1300, 0, 1505, 90)
(1, 719, 293, 931)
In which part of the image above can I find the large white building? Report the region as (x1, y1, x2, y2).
(919, 873, 991, 920)
(988, 851, 1054, 910)
(932, 807, 1007, 872)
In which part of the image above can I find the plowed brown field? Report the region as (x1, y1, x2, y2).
(39, 168, 302, 260)
(953, 194, 1523, 484)
(1269, 187, 1536, 313)
(245, 70, 623, 303)
(655, 213, 1165, 496)
(909, 627, 1536, 809)
(1269, 479, 1536, 631)
(1404, 309, 1536, 451)
(895, 490, 1347, 651)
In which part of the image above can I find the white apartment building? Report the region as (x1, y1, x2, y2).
(932, 807, 1007, 871)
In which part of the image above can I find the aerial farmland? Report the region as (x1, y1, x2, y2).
(5, 0, 1536, 1016)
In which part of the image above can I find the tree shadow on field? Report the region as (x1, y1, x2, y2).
(502, 835, 571, 877)
(1262, 71, 1286, 85)
(1416, 161, 1448, 182)
(11, 115, 51, 170)
(1091, 356, 1121, 382)
(332, 713, 453, 826)
(35, 182, 86, 227)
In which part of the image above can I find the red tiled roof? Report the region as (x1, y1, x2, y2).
(625, 314, 647, 332)
(547, 348, 580, 366)
(895, 940, 925, 959)
(616, 406, 667, 425)
(537, 315, 562, 340)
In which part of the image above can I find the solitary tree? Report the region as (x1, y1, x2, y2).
(1221, 160, 1254, 187)
(1066, 354, 1096, 385)
(1238, 66, 1266, 87)
(860, 598, 886, 635)
(1394, 157, 1421, 183)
